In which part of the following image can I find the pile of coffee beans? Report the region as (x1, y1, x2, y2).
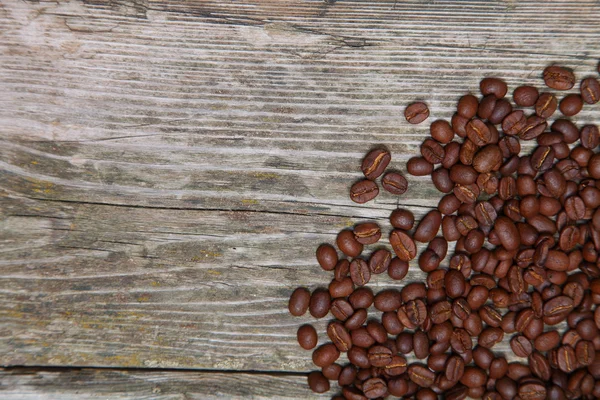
(289, 63, 600, 399)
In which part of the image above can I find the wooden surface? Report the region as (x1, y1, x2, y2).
(1, 0, 600, 398)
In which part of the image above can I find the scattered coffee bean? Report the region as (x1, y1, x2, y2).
(382, 172, 408, 195)
(544, 65, 575, 90)
(405, 102, 430, 124)
(361, 148, 391, 180)
(350, 179, 379, 203)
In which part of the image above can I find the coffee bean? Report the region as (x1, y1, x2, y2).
(480, 305, 503, 328)
(321, 363, 341, 381)
(519, 116, 547, 141)
(333, 259, 349, 281)
(511, 335, 533, 357)
(452, 297, 472, 320)
(432, 167, 454, 193)
(389, 230, 417, 261)
(336, 229, 363, 258)
(405, 102, 430, 124)
(367, 249, 391, 275)
(421, 138, 446, 164)
(575, 340, 595, 366)
(353, 222, 381, 245)
(366, 320, 387, 344)
(408, 364, 436, 387)
(460, 366, 487, 388)
(388, 257, 409, 280)
(382, 172, 408, 195)
(344, 308, 368, 330)
(564, 196, 586, 220)
(472, 145, 502, 174)
(327, 321, 352, 352)
(312, 343, 340, 367)
(350, 258, 371, 286)
(405, 299, 428, 326)
(362, 148, 391, 180)
(389, 208, 414, 230)
(480, 77, 508, 98)
(309, 288, 331, 319)
(535, 92, 558, 118)
(373, 289, 401, 312)
(489, 98, 513, 125)
(581, 77, 600, 104)
(466, 119, 492, 146)
(454, 183, 480, 204)
(556, 345, 577, 373)
(307, 371, 330, 393)
(430, 119, 455, 143)
(414, 210, 442, 242)
(297, 324, 318, 350)
(544, 65, 575, 90)
(450, 328, 472, 354)
(347, 288, 373, 310)
(363, 377, 388, 398)
(350, 179, 379, 203)
(502, 110, 527, 136)
(479, 327, 504, 349)
(513, 85, 539, 106)
(330, 298, 354, 321)
(289, 287, 310, 316)
(580, 124, 599, 149)
(316, 244, 338, 271)
(407, 156, 434, 176)
(478, 94, 497, 120)
(457, 94, 479, 118)
(329, 277, 354, 298)
(559, 93, 583, 116)
(459, 139, 479, 166)
(347, 345, 370, 369)
(518, 379, 547, 400)
(494, 216, 520, 250)
(368, 345, 393, 367)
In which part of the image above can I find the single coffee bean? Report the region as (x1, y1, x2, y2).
(559, 93, 583, 117)
(362, 148, 391, 180)
(309, 288, 331, 319)
(518, 379, 547, 400)
(321, 363, 341, 381)
(511, 335, 533, 357)
(347, 345, 370, 369)
(580, 124, 599, 149)
(354, 222, 381, 245)
(489, 98, 513, 125)
(366, 320, 387, 344)
(466, 119, 492, 146)
(445, 354, 465, 382)
(337, 364, 357, 386)
(413, 329, 430, 359)
(556, 345, 577, 373)
(316, 244, 338, 271)
(351, 327, 375, 348)
(297, 324, 318, 350)
(350, 179, 379, 203)
(363, 377, 388, 398)
(480, 77, 508, 98)
(327, 321, 352, 352)
(382, 172, 408, 195)
(390, 230, 417, 261)
(494, 216, 520, 250)
(368, 344, 393, 367)
(452, 297, 472, 320)
(544, 65, 575, 90)
(421, 138, 446, 164)
(502, 110, 527, 136)
(513, 85, 539, 106)
(374, 289, 401, 312)
(312, 343, 340, 367)
(581, 77, 600, 104)
(472, 145, 503, 174)
(407, 156, 434, 176)
(333, 259, 349, 281)
(408, 364, 436, 387)
(336, 230, 363, 258)
(458, 94, 479, 118)
(575, 340, 595, 366)
(405, 299, 428, 326)
(460, 366, 487, 388)
(388, 257, 409, 280)
(390, 208, 414, 230)
(459, 139, 479, 166)
(449, 164, 479, 185)
(350, 258, 370, 286)
(451, 328, 473, 354)
(432, 168, 454, 193)
(289, 287, 310, 316)
(307, 371, 330, 393)
(589, 153, 600, 178)
(368, 249, 391, 274)
(520, 116, 547, 140)
(535, 92, 558, 118)
(430, 119, 455, 143)
(329, 277, 354, 298)
(479, 327, 504, 349)
(405, 102, 430, 124)
(330, 298, 354, 321)
(348, 287, 374, 309)
(344, 308, 367, 330)
(414, 210, 442, 242)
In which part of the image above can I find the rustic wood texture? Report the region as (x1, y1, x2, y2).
(0, 368, 329, 399)
(1, 0, 600, 397)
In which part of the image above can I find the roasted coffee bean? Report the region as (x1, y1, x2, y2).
(366, 320, 387, 344)
(374, 289, 401, 312)
(460, 366, 487, 388)
(544, 65, 575, 90)
(350, 258, 370, 287)
(336, 230, 363, 258)
(329, 277, 354, 298)
(390, 230, 417, 261)
(511, 335, 533, 357)
(368, 249, 391, 274)
(309, 289, 331, 319)
(347, 346, 370, 369)
(321, 363, 341, 381)
(362, 148, 391, 180)
(559, 93, 583, 117)
(327, 321, 352, 352)
(289, 287, 311, 316)
(466, 119, 492, 146)
(489, 99, 513, 124)
(316, 244, 338, 271)
(513, 85, 539, 106)
(414, 210, 442, 242)
(431, 119, 455, 143)
(451, 328, 472, 354)
(576, 340, 595, 366)
(421, 138, 446, 164)
(580, 124, 599, 149)
(413, 329, 430, 359)
(479, 327, 504, 349)
(502, 110, 527, 136)
(458, 94, 479, 118)
(520, 116, 547, 140)
(333, 259, 350, 281)
(480, 77, 508, 98)
(454, 183, 480, 204)
(459, 139, 479, 166)
(382, 172, 408, 195)
(535, 92, 558, 118)
(349, 287, 374, 309)
(494, 216, 520, 250)
(345, 308, 368, 330)
(351, 327, 375, 348)
(445, 354, 465, 382)
(405, 102, 430, 124)
(367, 345, 393, 367)
(581, 76, 600, 104)
(363, 377, 388, 398)
(472, 144, 503, 173)
(354, 222, 381, 245)
(407, 156, 434, 176)
(388, 257, 409, 280)
(307, 371, 330, 393)
(330, 298, 354, 321)
(480, 305, 503, 328)
(534, 330, 560, 352)
(445, 270, 466, 299)
(450, 164, 479, 185)
(531, 145, 555, 172)
(406, 299, 428, 326)
(556, 345, 577, 373)
(297, 324, 318, 350)
(432, 168, 454, 193)
(350, 179, 379, 204)
(390, 208, 414, 230)
(312, 343, 340, 367)
(408, 364, 436, 387)
(518, 379, 547, 400)
(564, 196, 586, 220)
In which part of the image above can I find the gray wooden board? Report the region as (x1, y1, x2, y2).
(1, 0, 600, 397)
(0, 368, 333, 399)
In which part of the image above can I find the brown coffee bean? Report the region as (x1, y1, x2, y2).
(336, 229, 363, 258)
(502, 110, 527, 136)
(459, 139, 479, 166)
(518, 379, 547, 400)
(460, 366, 487, 388)
(534, 330, 560, 352)
(535, 92, 558, 118)
(445, 354, 465, 382)
(309, 288, 331, 319)
(580, 124, 599, 149)
(454, 183, 480, 204)
(368, 249, 391, 275)
(382, 172, 408, 195)
(388, 257, 409, 281)
(307, 371, 330, 393)
(289, 287, 310, 316)
(316, 244, 338, 271)
(344, 308, 367, 331)
(432, 168, 454, 193)
(330, 298, 354, 321)
(414, 210, 442, 242)
(480, 305, 503, 328)
(556, 345, 577, 373)
(367, 345, 393, 367)
(513, 85, 539, 106)
(520, 116, 547, 140)
(531, 145, 555, 172)
(466, 119, 492, 146)
(559, 94, 583, 117)
(581, 77, 600, 104)
(312, 343, 340, 367)
(472, 144, 502, 174)
(321, 363, 341, 381)
(413, 329, 430, 359)
(458, 94, 479, 118)
(349, 258, 370, 287)
(354, 222, 381, 245)
(390, 230, 417, 262)
(327, 321, 352, 352)
(544, 65, 575, 90)
(479, 327, 504, 349)
(408, 364, 436, 387)
(390, 208, 414, 230)
(480, 77, 508, 98)
(350, 179, 379, 204)
(363, 377, 388, 398)
(489, 99, 513, 124)
(347, 345, 370, 369)
(405, 102, 429, 124)
(362, 148, 391, 180)
(511, 335, 533, 357)
(407, 156, 434, 176)
(450, 328, 472, 354)
(406, 299, 428, 326)
(430, 119, 455, 143)
(576, 340, 595, 366)
(421, 138, 445, 164)
(494, 216, 520, 250)
(329, 277, 354, 299)
(297, 324, 318, 350)
(333, 259, 349, 281)
(373, 289, 401, 312)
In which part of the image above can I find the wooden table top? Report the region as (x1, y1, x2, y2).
(1, 0, 599, 398)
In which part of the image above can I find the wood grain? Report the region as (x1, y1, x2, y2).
(0, 0, 599, 384)
(0, 368, 333, 399)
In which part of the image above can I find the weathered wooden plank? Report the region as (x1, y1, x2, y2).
(0, 368, 333, 399)
(0, 0, 599, 376)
